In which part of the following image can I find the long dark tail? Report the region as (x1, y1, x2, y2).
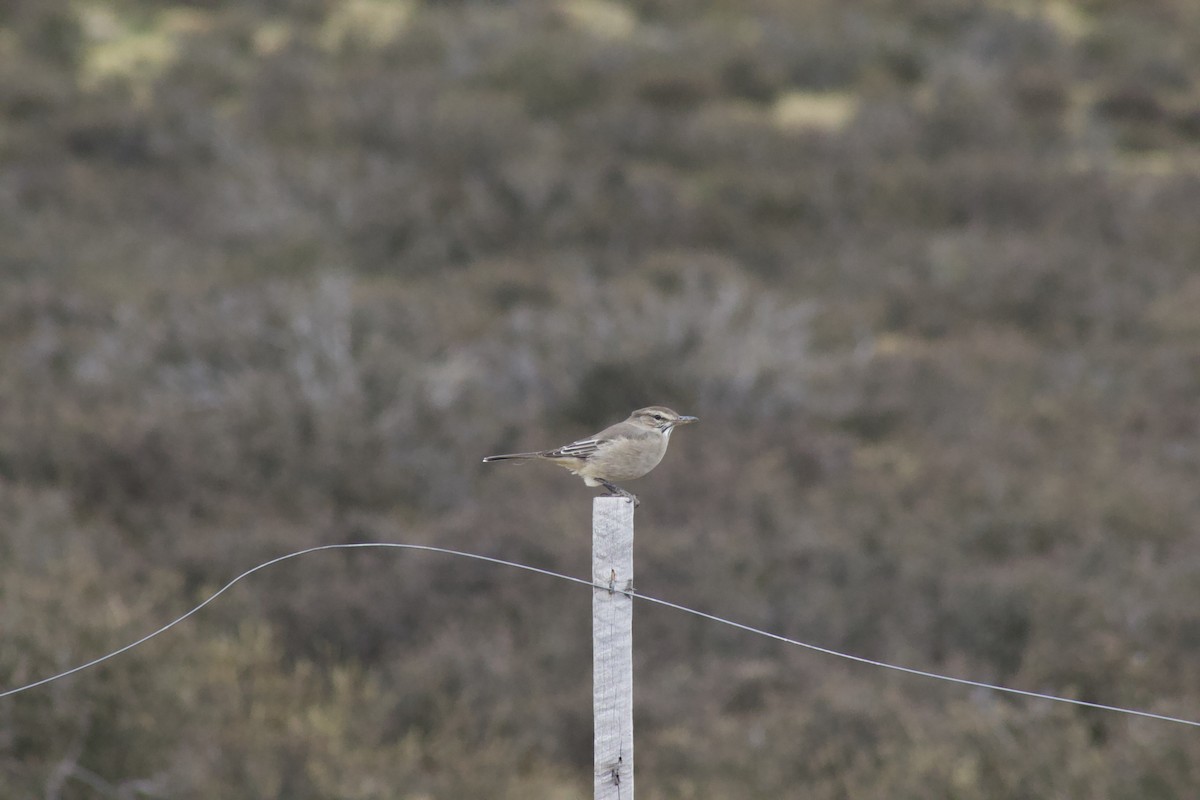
(481, 452, 544, 463)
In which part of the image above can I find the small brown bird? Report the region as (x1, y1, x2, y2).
(482, 406, 698, 506)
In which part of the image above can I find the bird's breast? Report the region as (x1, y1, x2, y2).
(582, 433, 668, 482)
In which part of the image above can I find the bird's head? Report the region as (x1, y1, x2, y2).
(628, 406, 699, 435)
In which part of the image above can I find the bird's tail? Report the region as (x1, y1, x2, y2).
(481, 451, 544, 463)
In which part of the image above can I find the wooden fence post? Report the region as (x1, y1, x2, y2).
(593, 496, 635, 799)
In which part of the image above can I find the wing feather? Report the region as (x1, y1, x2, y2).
(545, 437, 603, 460)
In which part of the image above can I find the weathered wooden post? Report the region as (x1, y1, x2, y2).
(592, 496, 635, 799)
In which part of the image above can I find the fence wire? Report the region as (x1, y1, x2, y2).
(1, 542, 1198, 730)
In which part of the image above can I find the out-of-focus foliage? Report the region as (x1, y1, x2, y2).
(2, 0, 1200, 797)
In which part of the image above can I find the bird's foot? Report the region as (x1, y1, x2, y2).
(600, 482, 639, 507)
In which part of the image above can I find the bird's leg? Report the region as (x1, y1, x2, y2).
(599, 480, 640, 507)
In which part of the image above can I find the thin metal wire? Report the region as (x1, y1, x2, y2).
(626, 590, 1200, 728)
(0, 543, 588, 700)
(1, 542, 1198, 730)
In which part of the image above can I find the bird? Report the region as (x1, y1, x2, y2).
(482, 406, 698, 506)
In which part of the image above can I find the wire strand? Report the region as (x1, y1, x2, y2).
(2, 542, 1198, 730)
(627, 591, 1200, 728)
(0, 543, 586, 700)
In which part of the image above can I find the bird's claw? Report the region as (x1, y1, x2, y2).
(600, 483, 640, 507)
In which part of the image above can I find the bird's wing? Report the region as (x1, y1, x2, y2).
(544, 437, 604, 460)
(543, 420, 644, 460)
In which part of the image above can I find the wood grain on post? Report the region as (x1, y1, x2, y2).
(593, 496, 635, 799)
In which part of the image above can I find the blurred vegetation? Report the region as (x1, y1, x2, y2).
(2, 0, 1200, 797)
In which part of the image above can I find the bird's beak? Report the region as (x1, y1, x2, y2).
(676, 415, 698, 425)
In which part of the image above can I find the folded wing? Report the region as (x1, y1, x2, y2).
(544, 437, 605, 460)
